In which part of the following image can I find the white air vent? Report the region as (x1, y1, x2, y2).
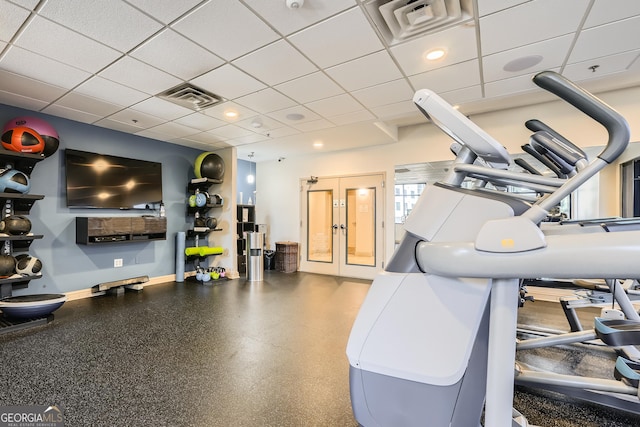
(363, 0, 474, 46)
(159, 83, 225, 111)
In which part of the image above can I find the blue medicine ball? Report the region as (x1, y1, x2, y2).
(0, 169, 30, 193)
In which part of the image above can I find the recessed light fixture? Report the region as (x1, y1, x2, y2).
(503, 55, 543, 72)
(224, 110, 238, 119)
(286, 113, 305, 121)
(425, 48, 446, 61)
(313, 141, 323, 148)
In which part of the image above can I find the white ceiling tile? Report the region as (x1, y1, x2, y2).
(235, 88, 297, 114)
(584, 0, 640, 28)
(325, 50, 404, 91)
(99, 56, 182, 95)
(243, 0, 355, 36)
(125, 0, 203, 24)
(74, 76, 149, 107)
(370, 100, 418, 120)
(0, 46, 91, 89)
(292, 118, 335, 132)
(306, 94, 363, 117)
(564, 50, 640, 81)
(146, 122, 200, 139)
(180, 131, 227, 145)
(391, 24, 477, 76)
(351, 79, 414, 109)
(15, 16, 122, 72)
(131, 29, 224, 80)
(329, 110, 375, 126)
(38, 0, 163, 52)
(0, 41, 5, 51)
(202, 101, 258, 123)
(477, 0, 529, 17)
(275, 72, 343, 103)
(482, 35, 573, 82)
(173, 113, 227, 132)
(235, 115, 285, 132)
(9, 0, 39, 8)
(409, 60, 480, 94)
(107, 108, 164, 129)
(94, 117, 147, 134)
(227, 133, 270, 146)
(130, 97, 193, 121)
(207, 124, 254, 140)
(191, 64, 266, 100)
(484, 72, 550, 98)
(233, 40, 317, 86)
(0, 70, 67, 103)
(54, 92, 123, 117)
(0, 1, 30, 42)
(480, 0, 590, 56)
(134, 128, 170, 141)
(260, 126, 300, 138)
(439, 85, 483, 106)
(0, 90, 49, 111)
(288, 8, 384, 68)
(42, 103, 102, 124)
(570, 15, 640, 63)
(267, 105, 321, 125)
(172, 0, 279, 61)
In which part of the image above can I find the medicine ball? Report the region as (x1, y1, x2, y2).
(15, 254, 42, 276)
(0, 169, 30, 193)
(0, 254, 16, 278)
(205, 217, 217, 229)
(194, 152, 225, 181)
(195, 192, 210, 208)
(1, 126, 45, 153)
(0, 215, 31, 235)
(188, 194, 197, 208)
(3, 116, 59, 157)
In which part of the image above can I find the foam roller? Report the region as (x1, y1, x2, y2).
(184, 246, 224, 257)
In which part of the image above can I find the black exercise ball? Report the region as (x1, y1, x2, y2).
(0, 254, 16, 278)
(194, 152, 225, 181)
(0, 215, 31, 235)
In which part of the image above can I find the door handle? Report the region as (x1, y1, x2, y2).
(340, 224, 347, 230)
(332, 224, 338, 231)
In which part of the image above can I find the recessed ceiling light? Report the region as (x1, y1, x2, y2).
(224, 110, 238, 118)
(313, 141, 323, 148)
(286, 113, 305, 121)
(503, 55, 543, 72)
(425, 48, 446, 61)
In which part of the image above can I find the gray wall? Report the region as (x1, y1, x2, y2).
(0, 104, 202, 295)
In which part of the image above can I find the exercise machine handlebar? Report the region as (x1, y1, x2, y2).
(532, 71, 630, 164)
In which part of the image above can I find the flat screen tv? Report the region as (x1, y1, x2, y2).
(65, 149, 163, 209)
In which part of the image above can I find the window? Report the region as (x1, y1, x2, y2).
(395, 183, 426, 223)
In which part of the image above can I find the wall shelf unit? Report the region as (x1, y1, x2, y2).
(76, 217, 167, 245)
(236, 204, 255, 274)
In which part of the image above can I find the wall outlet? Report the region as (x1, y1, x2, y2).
(114, 258, 123, 268)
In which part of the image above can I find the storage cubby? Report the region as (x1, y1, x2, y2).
(236, 204, 255, 274)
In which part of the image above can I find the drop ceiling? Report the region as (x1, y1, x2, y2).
(2, 0, 640, 162)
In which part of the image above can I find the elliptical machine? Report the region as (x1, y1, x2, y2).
(346, 71, 637, 427)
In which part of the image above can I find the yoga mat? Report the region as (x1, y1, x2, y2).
(176, 232, 185, 282)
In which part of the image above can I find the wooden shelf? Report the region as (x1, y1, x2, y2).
(76, 216, 167, 245)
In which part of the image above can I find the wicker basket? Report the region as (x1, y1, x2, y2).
(275, 241, 298, 273)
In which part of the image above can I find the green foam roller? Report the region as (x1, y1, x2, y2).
(185, 246, 224, 257)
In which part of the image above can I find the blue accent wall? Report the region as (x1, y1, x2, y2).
(236, 159, 256, 204)
(0, 104, 203, 295)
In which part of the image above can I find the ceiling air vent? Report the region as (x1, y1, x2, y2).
(363, 0, 474, 46)
(158, 83, 225, 111)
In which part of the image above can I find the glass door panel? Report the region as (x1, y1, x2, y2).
(307, 190, 333, 263)
(345, 187, 375, 267)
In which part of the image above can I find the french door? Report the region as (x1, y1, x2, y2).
(300, 174, 384, 280)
